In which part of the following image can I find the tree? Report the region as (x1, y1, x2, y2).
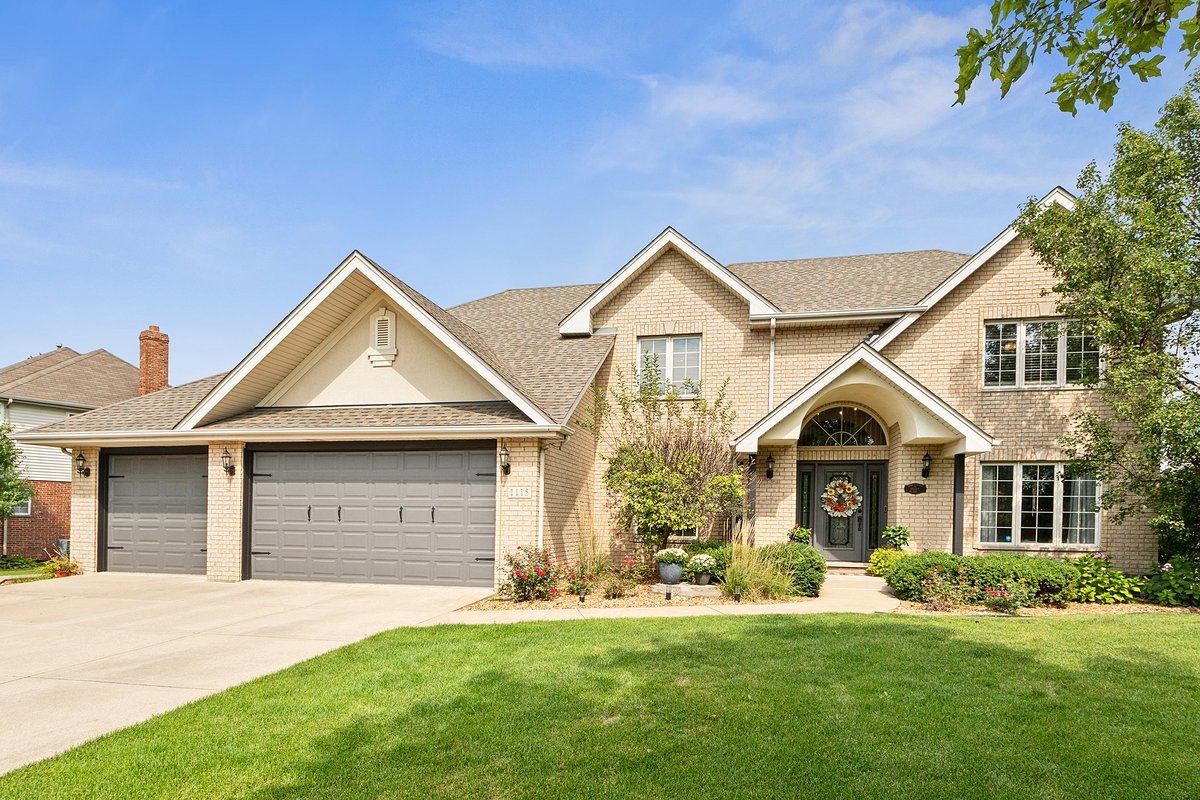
(0, 424, 34, 527)
(1014, 74, 1200, 559)
(955, 1, 1200, 113)
(585, 356, 746, 554)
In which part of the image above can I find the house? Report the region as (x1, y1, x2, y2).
(15, 186, 1157, 586)
(0, 342, 145, 558)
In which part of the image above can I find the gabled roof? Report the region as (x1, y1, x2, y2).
(177, 251, 558, 429)
(872, 187, 1077, 350)
(0, 347, 138, 409)
(558, 227, 778, 335)
(734, 344, 997, 455)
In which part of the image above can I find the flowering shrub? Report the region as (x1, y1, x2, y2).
(1144, 558, 1200, 606)
(787, 525, 812, 545)
(887, 552, 1079, 605)
(686, 553, 717, 578)
(499, 546, 560, 601)
(867, 547, 907, 577)
(655, 547, 689, 565)
(683, 541, 731, 581)
(920, 565, 973, 611)
(602, 555, 641, 599)
(980, 583, 1033, 615)
(562, 560, 597, 596)
(1068, 552, 1145, 603)
(880, 525, 910, 549)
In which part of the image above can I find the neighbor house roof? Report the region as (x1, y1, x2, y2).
(0, 347, 139, 409)
(727, 250, 969, 314)
(23, 375, 226, 434)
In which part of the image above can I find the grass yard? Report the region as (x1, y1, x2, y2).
(2, 614, 1198, 799)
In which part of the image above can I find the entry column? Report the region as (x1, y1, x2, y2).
(206, 441, 245, 582)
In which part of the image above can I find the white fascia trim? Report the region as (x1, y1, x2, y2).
(873, 187, 1077, 351)
(749, 306, 928, 325)
(559, 227, 778, 335)
(14, 424, 568, 448)
(178, 251, 555, 429)
(733, 344, 997, 454)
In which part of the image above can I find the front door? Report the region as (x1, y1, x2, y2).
(799, 461, 886, 563)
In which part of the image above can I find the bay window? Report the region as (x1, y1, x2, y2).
(979, 463, 1100, 547)
(983, 319, 1099, 388)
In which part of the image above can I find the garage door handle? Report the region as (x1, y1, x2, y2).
(251, 550, 271, 556)
(399, 506, 403, 522)
(337, 505, 342, 522)
(431, 506, 436, 523)
(475, 557, 495, 562)
(307, 505, 311, 522)
(107, 546, 125, 550)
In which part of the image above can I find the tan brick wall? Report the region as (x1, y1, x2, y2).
(542, 391, 602, 564)
(753, 445, 796, 546)
(205, 442, 244, 582)
(496, 438, 541, 584)
(68, 447, 99, 572)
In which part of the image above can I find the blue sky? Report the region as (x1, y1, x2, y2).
(0, 1, 1191, 383)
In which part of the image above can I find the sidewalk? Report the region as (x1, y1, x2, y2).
(421, 574, 898, 626)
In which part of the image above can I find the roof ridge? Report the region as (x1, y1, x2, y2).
(728, 249, 970, 267)
(447, 282, 602, 311)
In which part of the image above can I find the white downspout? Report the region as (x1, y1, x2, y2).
(2, 399, 12, 557)
(768, 317, 777, 411)
(537, 442, 545, 549)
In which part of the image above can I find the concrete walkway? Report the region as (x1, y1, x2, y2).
(421, 574, 898, 625)
(0, 573, 490, 775)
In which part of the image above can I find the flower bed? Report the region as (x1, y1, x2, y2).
(468, 583, 803, 610)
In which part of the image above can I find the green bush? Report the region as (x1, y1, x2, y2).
(721, 545, 796, 600)
(684, 541, 731, 581)
(880, 525, 910, 549)
(867, 548, 907, 577)
(958, 553, 1079, 605)
(1144, 558, 1200, 606)
(761, 542, 827, 597)
(787, 525, 812, 545)
(0, 555, 38, 570)
(980, 582, 1034, 615)
(1068, 552, 1145, 603)
(499, 546, 561, 601)
(885, 552, 965, 600)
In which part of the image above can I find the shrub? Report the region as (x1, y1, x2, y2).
(880, 525, 910, 549)
(1068, 552, 1145, 603)
(683, 541, 731, 581)
(499, 547, 560, 601)
(760, 542, 827, 597)
(561, 561, 598, 596)
(655, 547, 688, 565)
(867, 547, 908, 577)
(721, 545, 796, 601)
(601, 555, 640, 599)
(787, 525, 812, 545)
(920, 565, 973, 610)
(980, 582, 1033, 615)
(40, 552, 81, 577)
(1144, 558, 1200, 606)
(0, 555, 38, 570)
(886, 552, 965, 600)
(959, 553, 1079, 605)
(684, 553, 717, 580)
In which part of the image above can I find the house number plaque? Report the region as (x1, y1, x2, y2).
(903, 483, 927, 495)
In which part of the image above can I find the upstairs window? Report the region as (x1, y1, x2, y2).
(638, 335, 701, 395)
(983, 319, 1099, 388)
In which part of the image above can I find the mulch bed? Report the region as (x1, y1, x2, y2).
(895, 600, 1199, 617)
(464, 583, 804, 610)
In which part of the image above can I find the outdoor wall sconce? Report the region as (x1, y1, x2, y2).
(499, 444, 511, 475)
(74, 451, 90, 478)
(921, 451, 932, 479)
(765, 454, 775, 479)
(221, 448, 236, 476)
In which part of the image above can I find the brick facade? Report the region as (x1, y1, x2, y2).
(3, 480, 70, 559)
(206, 442, 244, 582)
(68, 447, 100, 572)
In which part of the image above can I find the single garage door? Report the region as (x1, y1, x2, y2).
(106, 453, 208, 574)
(249, 449, 496, 586)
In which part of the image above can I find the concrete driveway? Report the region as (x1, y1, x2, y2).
(0, 572, 489, 774)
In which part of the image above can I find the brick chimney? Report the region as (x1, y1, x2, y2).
(138, 325, 169, 395)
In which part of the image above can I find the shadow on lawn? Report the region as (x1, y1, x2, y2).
(238, 615, 1198, 800)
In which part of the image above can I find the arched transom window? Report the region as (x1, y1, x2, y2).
(798, 406, 887, 447)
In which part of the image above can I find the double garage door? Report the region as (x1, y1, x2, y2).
(104, 448, 496, 586)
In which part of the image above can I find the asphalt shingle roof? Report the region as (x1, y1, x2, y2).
(0, 347, 139, 409)
(26, 375, 225, 434)
(200, 401, 530, 430)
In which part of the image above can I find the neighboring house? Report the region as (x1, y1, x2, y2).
(16, 186, 1157, 587)
(0, 344, 144, 558)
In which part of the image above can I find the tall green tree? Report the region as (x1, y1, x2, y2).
(956, 1, 1200, 113)
(1015, 74, 1200, 559)
(0, 424, 34, 525)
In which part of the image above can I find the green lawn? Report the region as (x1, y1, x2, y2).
(3, 614, 1199, 799)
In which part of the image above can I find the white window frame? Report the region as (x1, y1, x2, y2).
(982, 318, 1101, 390)
(637, 335, 702, 397)
(977, 462, 1101, 550)
(11, 497, 31, 517)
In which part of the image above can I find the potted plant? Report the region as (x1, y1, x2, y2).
(787, 525, 812, 545)
(655, 547, 688, 584)
(687, 553, 717, 585)
(41, 552, 81, 578)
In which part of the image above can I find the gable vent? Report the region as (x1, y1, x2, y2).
(368, 307, 397, 366)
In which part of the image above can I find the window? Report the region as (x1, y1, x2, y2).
(979, 463, 1099, 547)
(983, 319, 1100, 388)
(638, 335, 701, 394)
(798, 406, 887, 447)
(11, 498, 31, 517)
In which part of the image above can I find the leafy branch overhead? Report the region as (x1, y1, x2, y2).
(0, 424, 34, 522)
(956, 1, 1200, 113)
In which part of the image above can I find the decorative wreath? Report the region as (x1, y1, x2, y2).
(821, 479, 862, 518)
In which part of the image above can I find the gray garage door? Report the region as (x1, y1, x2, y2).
(249, 449, 496, 586)
(106, 453, 208, 574)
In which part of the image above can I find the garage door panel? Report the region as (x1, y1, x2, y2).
(251, 448, 495, 586)
(106, 453, 207, 575)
